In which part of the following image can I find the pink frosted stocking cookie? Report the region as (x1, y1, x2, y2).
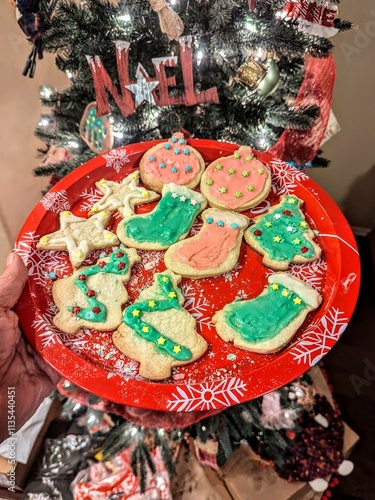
(164, 208, 249, 278)
(200, 146, 271, 211)
(139, 132, 205, 193)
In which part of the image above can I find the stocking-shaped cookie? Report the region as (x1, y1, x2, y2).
(116, 183, 207, 250)
(112, 271, 208, 380)
(213, 273, 322, 353)
(88, 170, 159, 218)
(164, 209, 249, 278)
(52, 247, 140, 334)
(245, 195, 321, 270)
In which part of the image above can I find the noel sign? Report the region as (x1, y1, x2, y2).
(87, 36, 219, 118)
(283, 0, 338, 37)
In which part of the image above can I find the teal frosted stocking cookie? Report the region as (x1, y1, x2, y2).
(116, 183, 207, 250)
(52, 247, 140, 334)
(245, 195, 321, 270)
(213, 273, 322, 353)
(112, 271, 208, 380)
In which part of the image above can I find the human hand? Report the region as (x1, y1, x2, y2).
(0, 253, 60, 441)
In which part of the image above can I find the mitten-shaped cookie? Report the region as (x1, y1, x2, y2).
(164, 209, 249, 278)
(88, 170, 159, 218)
(245, 195, 321, 270)
(52, 248, 140, 335)
(213, 273, 322, 353)
(200, 146, 271, 211)
(116, 183, 207, 250)
(112, 271, 208, 380)
(140, 132, 205, 193)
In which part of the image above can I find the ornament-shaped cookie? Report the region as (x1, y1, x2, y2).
(200, 146, 271, 211)
(164, 209, 249, 278)
(37, 210, 119, 268)
(245, 195, 322, 270)
(88, 170, 159, 218)
(116, 183, 207, 250)
(52, 248, 140, 335)
(139, 132, 205, 193)
(112, 271, 208, 380)
(213, 273, 322, 353)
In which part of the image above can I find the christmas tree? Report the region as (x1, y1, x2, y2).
(28, 0, 351, 186)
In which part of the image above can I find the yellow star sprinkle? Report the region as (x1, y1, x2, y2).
(265, 222, 272, 228)
(173, 345, 182, 354)
(157, 336, 166, 345)
(62, 211, 71, 216)
(131, 173, 138, 179)
(124, 212, 132, 218)
(142, 190, 149, 197)
(98, 179, 106, 185)
(270, 283, 279, 290)
(300, 221, 308, 228)
(148, 300, 156, 308)
(40, 236, 50, 243)
(105, 232, 115, 239)
(142, 326, 150, 333)
(281, 290, 290, 297)
(273, 236, 282, 242)
(161, 276, 169, 282)
(132, 309, 140, 317)
(91, 205, 98, 213)
(293, 238, 301, 244)
(293, 297, 302, 305)
(75, 251, 83, 258)
(168, 291, 177, 299)
(288, 198, 296, 204)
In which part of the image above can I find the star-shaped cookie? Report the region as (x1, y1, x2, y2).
(89, 170, 159, 218)
(37, 210, 119, 268)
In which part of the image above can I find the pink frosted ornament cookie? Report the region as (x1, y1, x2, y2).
(139, 132, 205, 193)
(200, 146, 271, 212)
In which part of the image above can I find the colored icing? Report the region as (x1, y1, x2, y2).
(67, 250, 129, 323)
(206, 148, 269, 209)
(225, 283, 306, 343)
(143, 133, 201, 185)
(249, 196, 315, 262)
(123, 186, 203, 246)
(123, 274, 192, 360)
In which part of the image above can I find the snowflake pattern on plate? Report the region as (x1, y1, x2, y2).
(223, 262, 243, 283)
(288, 258, 327, 292)
(40, 190, 70, 213)
(102, 149, 130, 173)
(182, 283, 214, 331)
(167, 378, 247, 411)
(270, 159, 309, 195)
(290, 306, 348, 366)
(78, 187, 102, 212)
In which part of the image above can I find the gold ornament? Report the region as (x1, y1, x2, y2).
(236, 51, 280, 98)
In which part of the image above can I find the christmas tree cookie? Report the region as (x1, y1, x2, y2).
(213, 273, 322, 353)
(112, 271, 208, 380)
(139, 132, 205, 194)
(164, 208, 249, 278)
(37, 210, 119, 268)
(88, 170, 159, 218)
(52, 247, 140, 335)
(245, 195, 322, 270)
(200, 146, 271, 211)
(116, 183, 207, 250)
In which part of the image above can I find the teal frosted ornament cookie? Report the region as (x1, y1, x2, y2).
(112, 271, 208, 380)
(79, 101, 114, 154)
(52, 247, 140, 335)
(245, 195, 321, 270)
(213, 273, 322, 353)
(116, 183, 207, 250)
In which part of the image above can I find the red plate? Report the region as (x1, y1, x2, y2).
(15, 140, 360, 412)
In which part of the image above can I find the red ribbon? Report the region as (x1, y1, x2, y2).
(267, 55, 336, 165)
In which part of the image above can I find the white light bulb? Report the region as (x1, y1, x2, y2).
(109, 116, 114, 124)
(41, 118, 49, 127)
(41, 87, 52, 98)
(113, 131, 124, 139)
(170, 0, 177, 5)
(68, 140, 79, 149)
(130, 427, 138, 436)
(118, 13, 131, 22)
(245, 21, 257, 32)
(197, 50, 203, 66)
(66, 70, 73, 79)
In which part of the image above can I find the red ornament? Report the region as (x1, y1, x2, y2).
(86, 290, 95, 297)
(93, 307, 102, 314)
(116, 251, 124, 258)
(98, 261, 106, 268)
(72, 306, 81, 314)
(117, 262, 126, 270)
(254, 230, 262, 236)
(78, 274, 86, 281)
(301, 246, 309, 253)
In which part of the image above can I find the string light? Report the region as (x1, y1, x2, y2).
(68, 140, 79, 149)
(197, 49, 204, 66)
(40, 86, 53, 98)
(66, 70, 73, 79)
(38, 117, 50, 127)
(245, 21, 257, 32)
(113, 131, 124, 139)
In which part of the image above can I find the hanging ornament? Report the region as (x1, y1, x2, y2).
(235, 51, 280, 98)
(125, 64, 160, 108)
(148, 0, 184, 41)
(79, 102, 114, 154)
(283, 0, 339, 38)
(194, 437, 219, 470)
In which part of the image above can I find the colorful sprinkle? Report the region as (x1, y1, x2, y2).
(62, 211, 71, 216)
(185, 165, 191, 172)
(157, 336, 166, 345)
(206, 179, 213, 185)
(270, 284, 279, 290)
(72, 306, 81, 314)
(48, 272, 57, 279)
(183, 148, 190, 155)
(161, 276, 169, 282)
(159, 162, 166, 169)
(301, 246, 309, 253)
(274, 214, 282, 219)
(245, 156, 252, 162)
(41, 236, 50, 243)
(257, 168, 264, 174)
(242, 170, 249, 177)
(173, 345, 182, 354)
(265, 222, 272, 228)
(98, 178, 106, 185)
(234, 153, 241, 159)
(180, 196, 186, 202)
(149, 155, 156, 161)
(75, 251, 83, 258)
(78, 274, 86, 281)
(288, 198, 296, 204)
(217, 220, 224, 227)
(219, 187, 227, 193)
(293, 297, 302, 305)
(281, 290, 290, 297)
(142, 325, 150, 333)
(273, 236, 282, 242)
(132, 309, 140, 317)
(286, 225, 294, 232)
(216, 164, 223, 170)
(190, 199, 198, 206)
(234, 192, 242, 198)
(148, 300, 156, 308)
(293, 238, 301, 245)
(171, 136, 178, 143)
(142, 191, 149, 198)
(86, 290, 95, 297)
(171, 167, 178, 173)
(231, 223, 239, 229)
(98, 261, 106, 268)
(117, 262, 126, 270)
(283, 210, 292, 216)
(93, 307, 102, 314)
(174, 148, 181, 154)
(254, 230, 262, 236)
(206, 217, 214, 224)
(229, 169, 235, 175)
(168, 291, 177, 299)
(300, 221, 308, 228)
(164, 143, 171, 150)
(247, 185, 255, 191)
(179, 138, 185, 144)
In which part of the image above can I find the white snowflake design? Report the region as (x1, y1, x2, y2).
(167, 378, 247, 411)
(290, 306, 348, 366)
(102, 149, 130, 173)
(182, 283, 213, 331)
(223, 262, 243, 282)
(270, 159, 309, 195)
(14, 231, 70, 286)
(288, 258, 327, 292)
(79, 187, 102, 212)
(40, 190, 71, 213)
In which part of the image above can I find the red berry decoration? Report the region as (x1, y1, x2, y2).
(254, 229, 262, 236)
(98, 261, 106, 268)
(92, 307, 101, 314)
(117, 262, 126, 270)
(78, 274, 86, 281)
(283, 210, 292, 216)
(116, 251, 124, 258)
(301, 246, 309, 253)
(72, 306, 81, 314)
(86, 290, 95, 297)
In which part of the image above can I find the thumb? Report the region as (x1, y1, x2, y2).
(0, 253, 28, 310)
